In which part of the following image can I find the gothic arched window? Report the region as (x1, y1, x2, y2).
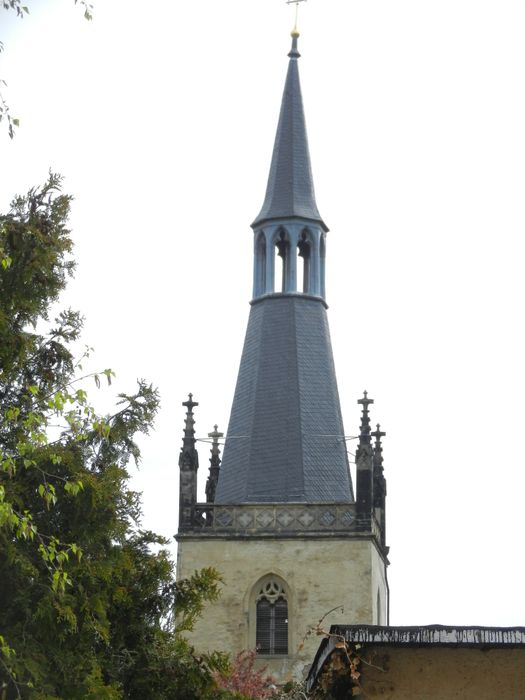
(255, 579, 288, 655)
(274, 229, 289, 293)
(254, 231, 267, 297)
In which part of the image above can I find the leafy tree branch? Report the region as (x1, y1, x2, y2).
(0, 1, 93, 138)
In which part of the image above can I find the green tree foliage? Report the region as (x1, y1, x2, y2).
(0, 175, 237, 699)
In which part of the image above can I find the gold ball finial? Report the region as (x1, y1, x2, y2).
(291, 28, 300, 38)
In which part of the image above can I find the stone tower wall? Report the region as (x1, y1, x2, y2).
(177, 535, 387, 682)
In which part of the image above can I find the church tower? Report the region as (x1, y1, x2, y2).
(176, 30, 389, 682)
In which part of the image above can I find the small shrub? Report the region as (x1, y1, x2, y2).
(216, 649, 277, 699)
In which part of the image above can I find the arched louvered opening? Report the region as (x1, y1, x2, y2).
(297, 230, 311, 293)
(255, 578, 288, 655)
(274, 229, 289, 293)
(377, 589, 382, 625)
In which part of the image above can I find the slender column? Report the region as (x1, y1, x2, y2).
(309, 229, 321, 296)
(302, 250, 310, 293)
(320, 233, 326, 299)
(253, 233, 260, 298)
(265, 229, 275, 293)
(285, 227, 298, 292)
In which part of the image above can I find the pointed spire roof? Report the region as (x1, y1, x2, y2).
(252, 32, 327, 231)
(215, 297, 353, 504)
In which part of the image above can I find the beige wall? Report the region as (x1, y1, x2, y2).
(177, 536, 387, 682)
(326, 646, 525, 699)
(371, 542, 388, 625)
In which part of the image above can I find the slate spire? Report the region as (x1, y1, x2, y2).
(214, 29, 353, 505)
(252, 31, 326, 231)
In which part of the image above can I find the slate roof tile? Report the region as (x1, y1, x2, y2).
(215, 296, 354, 504)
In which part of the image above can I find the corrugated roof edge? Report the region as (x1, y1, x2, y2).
(306, 624, 525, 692)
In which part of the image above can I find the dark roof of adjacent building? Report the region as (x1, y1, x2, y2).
(330, 624, 525, 647)
(252, 34, 327, 231)
(306, 624, 525, 691)
(214, 295, 353, 504)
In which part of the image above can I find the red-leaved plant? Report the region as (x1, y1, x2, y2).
(216, 649, 278, 699)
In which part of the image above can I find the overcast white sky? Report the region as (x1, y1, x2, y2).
(2, 0, 525, 629)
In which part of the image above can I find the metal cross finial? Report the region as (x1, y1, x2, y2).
(286, 0, 307, 34)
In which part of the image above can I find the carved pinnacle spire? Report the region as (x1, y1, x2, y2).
(178, 394, 199, 530)
(372, 423, 386, 470)
(206, 424, 224, 503)
(209, 424, 223, 466)
(355, 391, 374, 528)
(180, 393, 199, 469)
(357, 390, 374, 445)
(371, 423, 387, 548)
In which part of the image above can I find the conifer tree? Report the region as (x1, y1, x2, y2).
(0, 175, 230, 699)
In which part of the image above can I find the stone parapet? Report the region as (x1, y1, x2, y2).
(178, 503, 383, 543)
